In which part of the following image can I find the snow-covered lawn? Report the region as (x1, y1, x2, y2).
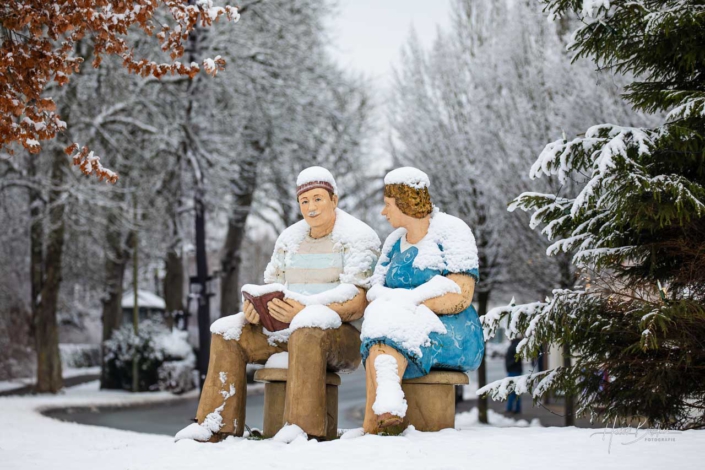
(1, 381, 702, 470)
(0, 366, 100, 393)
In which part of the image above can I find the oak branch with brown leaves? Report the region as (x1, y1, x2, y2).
(0, 0, 239, 183)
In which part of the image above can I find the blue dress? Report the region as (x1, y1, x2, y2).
(361, 239, 485, 379)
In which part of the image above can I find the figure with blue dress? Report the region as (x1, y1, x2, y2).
(361, 167, 485, 434)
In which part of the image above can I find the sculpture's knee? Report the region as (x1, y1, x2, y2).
(289, 327, 327, 351)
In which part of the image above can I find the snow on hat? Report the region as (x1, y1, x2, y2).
(384, 167, 431, 190)
(296, 166, 338, 197)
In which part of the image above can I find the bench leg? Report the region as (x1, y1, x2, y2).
(402, 383, 455, 432)
(262, 382, 286, 437)
(325, 384, 338, 440)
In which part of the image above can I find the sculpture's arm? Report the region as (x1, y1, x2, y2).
(269, 285, 368, 323)
(325, 287, 367, 322)
(421, 274, 475, 315)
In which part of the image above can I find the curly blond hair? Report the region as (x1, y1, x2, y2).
(384, 183, 433, 219)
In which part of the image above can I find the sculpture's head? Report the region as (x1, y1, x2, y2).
(296, 166, 339, 234)
(381, 167, 433, 229)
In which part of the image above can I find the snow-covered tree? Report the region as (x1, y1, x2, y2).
(480, 0, 705, 429)
(390, 0, 661, 423)
(1, 0, 242, 181)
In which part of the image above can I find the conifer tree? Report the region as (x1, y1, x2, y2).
(480, 0, 705, 429)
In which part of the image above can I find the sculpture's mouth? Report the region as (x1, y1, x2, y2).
(308, 212, 320, 218)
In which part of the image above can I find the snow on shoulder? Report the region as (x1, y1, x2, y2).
(264, 208, 380, 287)
(384, 167, 431, 189)
(372, 209, 478, 285)
(296, 166, 338, 194)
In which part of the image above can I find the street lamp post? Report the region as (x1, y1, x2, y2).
(194, 193, 214, 389)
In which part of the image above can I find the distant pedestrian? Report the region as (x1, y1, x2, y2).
(505, 338, 523, 414)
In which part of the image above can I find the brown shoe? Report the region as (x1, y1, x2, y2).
(377, 412, 403, 429)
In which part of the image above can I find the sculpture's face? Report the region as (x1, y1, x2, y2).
(298, 187, 338, 230)
(381, 196, 410, 229)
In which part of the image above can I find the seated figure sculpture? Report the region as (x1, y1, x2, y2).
(176, 166, 380, 442)
(360, 167, 485, 434)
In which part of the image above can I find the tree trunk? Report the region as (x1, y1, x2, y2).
(476, 290, 490, 424)
(28, 155, 44, 342)
(163, 247, 184, 329)
(100, 212, 131, 389)
(557, 253, 575, 425)
(34, 148, 69, 393)
(563, 342, 574, 426)
(219, 156, 258, 317)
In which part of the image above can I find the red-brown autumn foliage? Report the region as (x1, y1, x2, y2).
(1, 0, 238, 183)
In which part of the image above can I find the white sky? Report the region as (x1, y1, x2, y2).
(327, 0, 452, 88)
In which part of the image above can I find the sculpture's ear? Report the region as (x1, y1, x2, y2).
(331, 193, 339, 208)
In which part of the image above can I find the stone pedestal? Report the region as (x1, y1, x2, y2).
(254, 368, 341, 440)
(401, 370, 469, 432)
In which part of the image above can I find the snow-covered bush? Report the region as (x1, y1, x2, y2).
(103, 320, 195, 393)
(59, 344, 101, 369)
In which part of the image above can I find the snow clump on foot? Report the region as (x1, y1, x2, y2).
(174, 423, 213, 442)
(273, 424, 308, 443)
(211, 312, 248, 341)
(372, 355, 407, 418)
(384, 167, 430, 189)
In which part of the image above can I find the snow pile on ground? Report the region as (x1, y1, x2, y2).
(384, 167, 431, 189)
(265, 352, 289, 369)
(2, 381, 704, 470)
(372, 355, 407, 418)
(455, 407, 542, 429)
(371, 209, 478, 285)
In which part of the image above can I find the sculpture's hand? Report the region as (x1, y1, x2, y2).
(268, 298, 305, 323)
(243, 300, 260, 324)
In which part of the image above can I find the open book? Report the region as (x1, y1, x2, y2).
(241, 284, 289, 332)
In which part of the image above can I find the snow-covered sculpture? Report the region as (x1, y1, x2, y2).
(361, 167, 485, 433)
(176, 166, 380, 442)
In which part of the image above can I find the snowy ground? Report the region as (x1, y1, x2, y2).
(0, 366, 100, 393)
(1, 381, 702, 470)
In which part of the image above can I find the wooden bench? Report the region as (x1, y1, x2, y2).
(253, 368, 341, 440)
(401, 370, 469, 431)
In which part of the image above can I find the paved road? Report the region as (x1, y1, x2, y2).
(48, 368, 369, 436)
(47, 359, 514, 436)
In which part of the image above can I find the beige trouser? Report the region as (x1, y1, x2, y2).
(196, 322, 361, 439)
